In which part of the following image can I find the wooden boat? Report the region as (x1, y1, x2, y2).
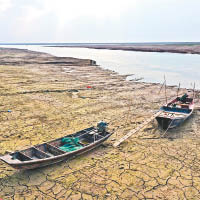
(156, 94, 194, 129)
(0, 122, 112, 170)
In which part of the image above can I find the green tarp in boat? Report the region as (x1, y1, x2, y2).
(59, 137, 83, 152)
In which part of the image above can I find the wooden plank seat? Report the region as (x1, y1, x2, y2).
(46, 143, 66, 155)
(32, 147, 52, 158)
(21, 147, 50, 159)
(180, 104, 189, 109)
(78, 141, 89, 146)
(12, 152, 33, 161)
(35, 142, 66, 156)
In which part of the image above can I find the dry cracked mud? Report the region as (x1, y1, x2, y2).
(0, 48, 200, 200)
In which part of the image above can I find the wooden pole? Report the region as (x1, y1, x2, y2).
(193, 82, 195, 99)
(164, 75, 167, 104)
(158, 80, 165, 94)
(177, 83, 180, 98)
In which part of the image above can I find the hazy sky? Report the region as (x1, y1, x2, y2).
(0, 0, 200, 43)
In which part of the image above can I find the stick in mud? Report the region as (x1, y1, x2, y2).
(158, 80, 166, 95)
(177, 83, 180, 97)
(164, 75, 168, 104)
(193, 82, 196, 99)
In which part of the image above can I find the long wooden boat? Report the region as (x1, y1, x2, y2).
(0, 122, 112, 170)
(156, 94, 194, 129)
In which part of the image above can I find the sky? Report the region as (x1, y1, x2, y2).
(0, 0, 200, 43)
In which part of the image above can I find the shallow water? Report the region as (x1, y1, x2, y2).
(1, 45, 200, 89)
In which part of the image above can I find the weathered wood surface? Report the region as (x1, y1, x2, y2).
(113, 111, 162, 147)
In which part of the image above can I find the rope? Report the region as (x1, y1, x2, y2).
(160, 118, 174, 138)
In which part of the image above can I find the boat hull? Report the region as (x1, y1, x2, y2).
(0, 127, 112, 170)
(156, 116, 186, 129)
(3, 141, 104, 169)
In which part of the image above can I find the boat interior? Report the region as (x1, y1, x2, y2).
(161, 106, 192, 114)
(164, 96, 193, 111)
(10, 127, 107, 162)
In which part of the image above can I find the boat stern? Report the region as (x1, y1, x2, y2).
(156, 116, 172, 129)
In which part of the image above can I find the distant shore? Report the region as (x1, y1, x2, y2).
(49, 44, 200, 55)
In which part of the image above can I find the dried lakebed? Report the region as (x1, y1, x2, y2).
(0, 48, 200, 199)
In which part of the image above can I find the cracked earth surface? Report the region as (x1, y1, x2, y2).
(0, 48, 200, 199)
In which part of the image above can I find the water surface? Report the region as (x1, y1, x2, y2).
(0, 45, 199, 89)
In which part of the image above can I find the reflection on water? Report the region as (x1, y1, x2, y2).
(1, 45, 200, 89)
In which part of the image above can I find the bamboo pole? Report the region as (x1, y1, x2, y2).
(177, 83, 180, 98)
(164, 75, 167, 104)
(193, 82, 195, 100)
(113, 111, 162, 147)
(158, 80, 165, 94)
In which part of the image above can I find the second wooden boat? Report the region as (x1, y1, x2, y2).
(156, 94, 194, 129)
(0, 122, 112, 170)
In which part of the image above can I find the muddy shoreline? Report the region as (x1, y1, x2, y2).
(49, 44, 200, 55)
(0, 47, 200, 199)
